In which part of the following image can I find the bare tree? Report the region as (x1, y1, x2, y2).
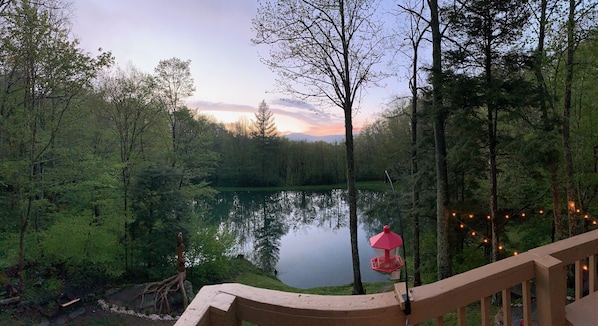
(154, 58, 195, 168)
(395, 0, 429, 286)
(427, 0, 452, 280)
(252, 0, 387, 294)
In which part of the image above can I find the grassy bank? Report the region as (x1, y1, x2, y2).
(226, 257, 395, 295)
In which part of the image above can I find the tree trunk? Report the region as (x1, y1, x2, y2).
(345, 108, 364, 295)
(410, 30, 422, 287)
(563, 0, 578, 237)
(428, 0, 451, 280)
(551, 167, 563, 241)
(533, 0, 563, 242)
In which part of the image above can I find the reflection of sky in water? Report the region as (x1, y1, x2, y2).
(218, 190, 397, 289)
(276, 223, 390, 288)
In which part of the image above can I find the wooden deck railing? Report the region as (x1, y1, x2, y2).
(175, 228, 598, 326)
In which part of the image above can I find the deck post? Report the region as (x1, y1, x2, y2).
(534, 255, 566, 326)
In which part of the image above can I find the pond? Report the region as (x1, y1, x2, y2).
(212, 189, 401, 288)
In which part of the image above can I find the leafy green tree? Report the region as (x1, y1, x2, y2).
(561, 1, 597, 237)
(186, 223, 235, 286)
(129, 164, 191, 278)
(172, 109, 219, 188)
(95, 65, 162, 272)
(0, 0, 111, 291)
(253, 0, 387, 294)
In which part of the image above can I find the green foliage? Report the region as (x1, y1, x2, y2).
(129, 163, 192, 277)
(42, 211, 124, 278)
(186, 223, 235, 287)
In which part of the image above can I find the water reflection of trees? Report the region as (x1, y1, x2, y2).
(212, 190, 387, 270)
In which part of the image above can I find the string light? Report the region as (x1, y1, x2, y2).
(449, 208, 597, 258)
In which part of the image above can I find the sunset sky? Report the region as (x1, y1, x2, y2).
(71, 0, 409, 136)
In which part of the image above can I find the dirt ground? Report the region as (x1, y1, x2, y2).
(3, 283, 188, 325)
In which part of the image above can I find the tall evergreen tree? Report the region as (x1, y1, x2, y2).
(251, 100, 279, 185)
(445, 0, 531, 262)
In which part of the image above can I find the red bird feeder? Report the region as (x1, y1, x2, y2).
(369, 225, 405, 273)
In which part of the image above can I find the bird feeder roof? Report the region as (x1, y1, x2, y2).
(369, 225, 403, 249)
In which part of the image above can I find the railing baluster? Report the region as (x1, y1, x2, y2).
(502, 288, 511, 326)
(590, 255, 596, 294)
(480, 296, 491, 326)
(522, 280, 532, 326)
(575, 260, 582, 300)
(457, 306, 467, 326)
(436, 316, 444, 326)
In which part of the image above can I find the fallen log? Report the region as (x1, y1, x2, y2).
(0, 296, 20, 305)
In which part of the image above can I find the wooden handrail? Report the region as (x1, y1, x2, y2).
(176, 228, 598, 326)
(399, 253, 536, 324)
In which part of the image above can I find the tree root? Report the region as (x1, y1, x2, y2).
(136, 232, 189, 315)
(138, 271, 187, 315)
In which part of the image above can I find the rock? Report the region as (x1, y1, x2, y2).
(35, 301, 60, 318)
(36, 320, 49, 326)
(53, 315, 69, 325)
(68, 307, 86, 319)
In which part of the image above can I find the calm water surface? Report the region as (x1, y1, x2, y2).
(213, 189, 397, 288)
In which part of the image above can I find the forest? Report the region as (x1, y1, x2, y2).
(0, 0, 597, 316)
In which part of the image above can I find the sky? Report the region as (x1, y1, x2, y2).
(70, 0, 409, 136)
